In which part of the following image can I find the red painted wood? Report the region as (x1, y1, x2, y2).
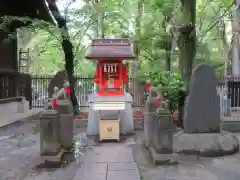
(90, 56, 130, 96)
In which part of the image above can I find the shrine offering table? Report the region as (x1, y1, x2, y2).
(95, 104, 123, 142)
(99, 119, 120, 141)
(87, 93, 134, 136)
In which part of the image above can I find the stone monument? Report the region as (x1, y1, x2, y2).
(39, 83, 74, 164)
(144, 89, 158, 148)
(174, 64, 239, 157)
(184, 64, 220, 133)
(55, 81, 73, 148)
(40, 106, 65, 163)
(40, 110, 61, 156)
(144, 88, 175, 165)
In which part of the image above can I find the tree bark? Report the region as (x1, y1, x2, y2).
(134, 0, 144, 66)
(177, 0, 196, 90)
(231, 6, 240, 76)
(176, 0, 196, 128)
(162, 34, 173, 71)
(93, 0, 105, 38)
(46, 0, 79, 113)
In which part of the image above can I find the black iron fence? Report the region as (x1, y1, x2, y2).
(28, 74, 240, 122)
(31, 75, 144, 108)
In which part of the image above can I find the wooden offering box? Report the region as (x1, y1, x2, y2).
(99, 120, 120, 141)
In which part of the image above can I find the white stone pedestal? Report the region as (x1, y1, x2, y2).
(87, 93, 134, 136)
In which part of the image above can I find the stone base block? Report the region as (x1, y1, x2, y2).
(149, 147, 177, 165)
(40, 149, 65, 163)
(221, 121, 240, 133)
(173, 130, 239, 157)
(17, 100, 29, 113)
(59, 114, 73, 148)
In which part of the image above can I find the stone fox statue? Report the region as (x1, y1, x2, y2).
(51, 80, 71, 111)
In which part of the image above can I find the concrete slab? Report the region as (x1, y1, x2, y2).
(73, 138, 141, 180)
(107, 170, 140, 180)
(0, 108, 43, 128)
(83, 145, 134, 163)
(108, 162, 138, 171)
(72, 163, 107, 180)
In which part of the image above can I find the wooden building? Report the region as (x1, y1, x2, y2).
(0, 0, 55, 107)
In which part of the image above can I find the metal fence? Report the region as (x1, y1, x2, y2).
(31, 75, 144, 109)
(31, 75, 240, 121)
(217, 76, 240, 121)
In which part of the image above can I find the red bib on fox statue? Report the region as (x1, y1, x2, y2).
(145, 80, 151, 97)
(51, 80, 71, 111)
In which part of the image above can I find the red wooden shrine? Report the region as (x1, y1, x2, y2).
(86, 39, 135, 96)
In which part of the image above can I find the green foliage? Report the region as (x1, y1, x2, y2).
(10, 0, 235, 78)
(136, 70, 184, 112)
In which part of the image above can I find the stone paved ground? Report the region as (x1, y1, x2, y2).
(73, 137, 141, 180)
(0, 120, 86, 180)
(3, 121, 240, 180)
(0, 120, 141, 180)
(131, 131, 240, 180)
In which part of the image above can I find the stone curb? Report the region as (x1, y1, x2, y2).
(173, 131, 239, 157)
(0, 108, 43, 128)
(221, 121, 240, 133)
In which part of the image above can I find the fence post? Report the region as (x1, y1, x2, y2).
(25, 74, 32, 109)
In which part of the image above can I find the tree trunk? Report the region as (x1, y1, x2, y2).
(134, 0, 144, 66)
(177, 0, 196, 89)
(231, 6, 240, 76)
(94, 0, 104, 38)
(132, 0, 144, 105)
(46, 0, 79, 113)
(164, 34, 173, 71)
(176, 0, 196, 128)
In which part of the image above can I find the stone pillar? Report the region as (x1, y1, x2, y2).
(87, 100, 100, 136)
(144, 96, 158, 148)
(153, 108, 173, 153)
(119, 93, 134, 134)
(40, 110, 61, 156)
(17, 97, 29, 113)
(57, 99, 73, 149)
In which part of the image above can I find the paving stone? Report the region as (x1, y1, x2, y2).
(108, 162, 138, 171)
(83, 146, 134, 163)
(107, 170, 140, 180)
(73, 163, 107, 180)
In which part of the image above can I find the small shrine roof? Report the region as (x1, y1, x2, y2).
(85, 38, 136, 59)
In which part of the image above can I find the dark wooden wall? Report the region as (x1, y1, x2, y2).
(0, 30, 18, 71)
